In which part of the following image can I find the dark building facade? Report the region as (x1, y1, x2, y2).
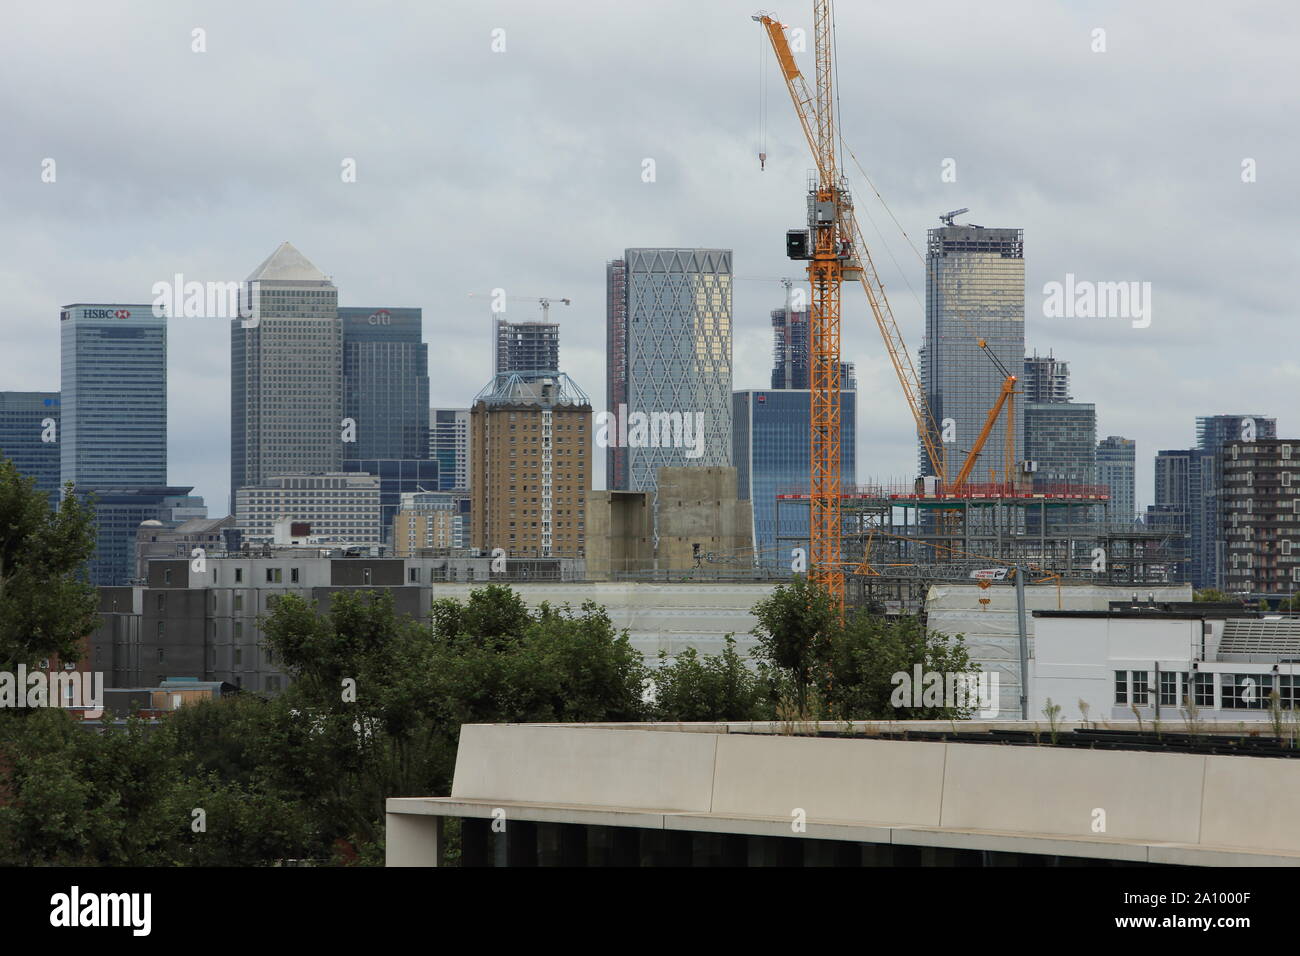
(0, 391, 61, 505)
(341, 307, 429, 461)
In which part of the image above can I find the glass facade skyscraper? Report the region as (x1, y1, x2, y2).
(340, 307, 429, 461)
(606, 248, 733, 492)
(60, 303, 166, 487)
(231, 243, 341, 504)
(0, 391, 61, 506)
(919, 226, 1024, 480)
(1024, 402, 1096, 485)
(733, 388, 856, 568)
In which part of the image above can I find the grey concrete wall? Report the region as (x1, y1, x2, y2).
(388, 723, 1300, 864)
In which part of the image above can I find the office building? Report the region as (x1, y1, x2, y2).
(340, 458, 440, 543)
(919, 226, 1024, 480)
(341, 307, 429, 461)
(0, 391, 61, 505)
(429, 408, 471, 491)
(1023, 402, 1096, 486)
(60, 303, 166, 487)
(234, 473, 381, 547)
(606, 248, 733, 492)
(1220, 437, 1300, 595)
(470, 372, 591, 558)
(733, 388, 856, 567)
(495, 319, 559, 377)
(1097, 436, 1137, 525)
(231, 243, 341, 502)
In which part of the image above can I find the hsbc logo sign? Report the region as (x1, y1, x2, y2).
(82, 309, 132, 320)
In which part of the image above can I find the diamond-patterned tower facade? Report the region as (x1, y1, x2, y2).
(609, 249, 733, 493)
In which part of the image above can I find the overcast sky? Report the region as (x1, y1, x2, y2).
(2, 0, 1296, 512)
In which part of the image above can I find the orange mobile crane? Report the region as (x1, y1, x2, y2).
(755, 6, 1018, 613)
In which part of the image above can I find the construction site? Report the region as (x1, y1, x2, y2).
(748, 6, 1187, 616)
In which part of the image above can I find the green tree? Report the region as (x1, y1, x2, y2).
(749, 576, 835, 714)
(1194, 588, 1232, 603)
(0, 462, 98, 667)
(652, 637, 767, 722)
(750, 580, 980, 721)
(811, 612, 979, 720)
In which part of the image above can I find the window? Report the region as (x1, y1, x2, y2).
(291, 568, 299, 583)
(156, 593, 165, 612)
(363, 568, 372, 585)
(266, 568, 282, 583)
(235, 568, 244, 583)
(1114, 671, 1127, 704)
(234, 594, 243, 612)
(1159, 671, 1181, 706)
(1223, 674, 1270, 710)
(163, 568, 172, 585)
(408, 567, 419, 582)
(233, 646, 242, 667)
(1131, 671, 1149, 705)
(1280, 675, 1299, 710)
(1189, 671, 1213, 707)
(157, 648, 165, 664)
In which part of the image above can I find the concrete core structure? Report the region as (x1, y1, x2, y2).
(586, 466, 753, 578)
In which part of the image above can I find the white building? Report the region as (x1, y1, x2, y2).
(234, 473, 381, 546)
(1032, 604, 1300, 722)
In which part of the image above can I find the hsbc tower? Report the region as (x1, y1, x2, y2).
(59, 302, 167, 487)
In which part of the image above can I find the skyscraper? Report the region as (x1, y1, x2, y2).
(0, 391, 61, 505)
(470, 373, 591, 558)
(770, 305, 856, 391)
(1097, 436, 1136, 525)
(231, 243, 342, 502)
(60, 303, 166, 487)
(341, 307, 429, 461)
(919, 225, 1024, 480)
(606, 248, 733, 492)
(733, 388, 856, 568)
(429, 408, 471, 491)
(495, 319, 559, 376)
(1024, 402, 1096, 485)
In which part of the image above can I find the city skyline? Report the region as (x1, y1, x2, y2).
(1, 0, 1295, 513)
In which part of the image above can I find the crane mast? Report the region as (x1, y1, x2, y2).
(755, 5, 845, 612)
(757, 6, 1022, 615)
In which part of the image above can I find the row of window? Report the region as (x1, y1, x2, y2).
(1115, 670, 1300, 709)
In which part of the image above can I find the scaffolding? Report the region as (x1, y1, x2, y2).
(775, 481, 1190, 613)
